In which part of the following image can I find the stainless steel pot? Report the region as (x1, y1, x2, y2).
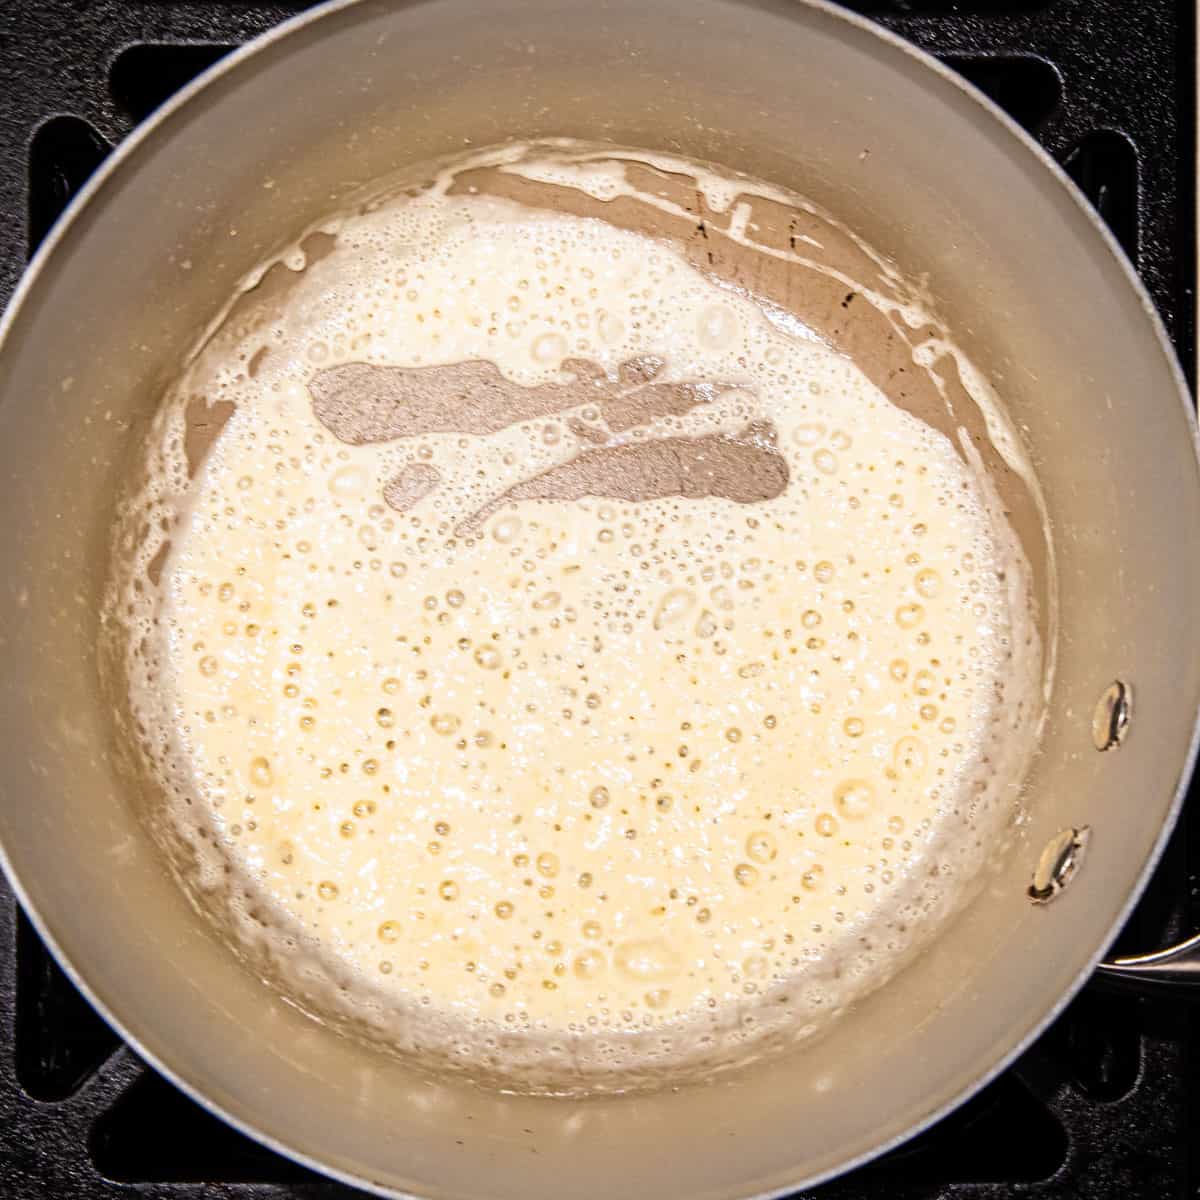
(1, 0, 1198, 1195)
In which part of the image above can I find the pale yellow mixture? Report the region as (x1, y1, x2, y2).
(121, 145, 1041, 1089)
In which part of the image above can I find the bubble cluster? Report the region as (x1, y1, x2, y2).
(109, 139, 1043, 1097)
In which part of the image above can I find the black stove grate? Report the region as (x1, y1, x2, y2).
(0, 2, 1195, 1196)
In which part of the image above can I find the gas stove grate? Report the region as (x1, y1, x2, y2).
(0, 2, 1195, 1196)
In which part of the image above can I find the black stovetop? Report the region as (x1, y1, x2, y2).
(0, 1, 1196, 1196)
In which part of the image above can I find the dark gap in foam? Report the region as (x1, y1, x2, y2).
(14, 910, 122, 1101)
(1063, 129, 1140, 263)
(89, 1069, 317, 1183)
(108, 44, 235, 125)
(26, 116, 111, 255)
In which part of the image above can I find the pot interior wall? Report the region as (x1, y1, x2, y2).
(0, 1, 1197, 1196)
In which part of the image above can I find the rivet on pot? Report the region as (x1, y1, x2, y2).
(1028, 826, 1090, 904)
(1092, 680, 1131, 751)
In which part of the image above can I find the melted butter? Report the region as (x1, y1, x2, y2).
(110, 143, 1044, 1092)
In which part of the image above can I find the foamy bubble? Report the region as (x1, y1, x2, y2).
(614, 939, 680, 982)
(329, 464, 367, 497)
(697, 304, 739, 350)
(833, 779, 875, 821)
(653, 588, 696, 630)
(531, 332, 568, 364)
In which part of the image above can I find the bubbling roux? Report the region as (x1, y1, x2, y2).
(108, 142, 1046, 1093)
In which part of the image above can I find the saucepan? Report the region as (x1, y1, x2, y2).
(0, 0, 1198, 1195)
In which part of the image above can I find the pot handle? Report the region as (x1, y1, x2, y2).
(1094, 932, 1200, 989)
